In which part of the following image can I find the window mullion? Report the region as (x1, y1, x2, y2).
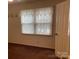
(33, 9, 36, 34)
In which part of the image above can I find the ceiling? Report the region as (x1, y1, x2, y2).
(8, 0, 66, 4)
(8, 0, 39, 3)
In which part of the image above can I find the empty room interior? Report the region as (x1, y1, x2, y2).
(8, 0, 70, 59)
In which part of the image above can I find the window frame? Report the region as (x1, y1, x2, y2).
(20, 7, 54, 36)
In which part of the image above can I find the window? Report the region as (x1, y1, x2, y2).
(20, 7, 53, 35)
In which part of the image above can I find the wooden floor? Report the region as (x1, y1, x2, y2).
(8, 43, 59, 59)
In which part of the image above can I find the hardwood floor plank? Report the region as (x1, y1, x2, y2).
(8, 43, 59, 59)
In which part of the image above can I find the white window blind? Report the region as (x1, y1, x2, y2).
(21, 10, 34, 24)
(20, 7, 53, 35)
(21, 10, 34, 34)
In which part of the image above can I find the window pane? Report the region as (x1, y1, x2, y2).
(36, 23, 51, 35)
(21, 10, 34, 24)
(22, 24, 34, 34)
(36, 7, 52, 23)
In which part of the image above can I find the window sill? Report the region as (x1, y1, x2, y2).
(21, 33, 53, 37)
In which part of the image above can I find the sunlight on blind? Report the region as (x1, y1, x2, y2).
(36, 24, 51, 35)
(36, 8, 52, 23)
(22, 24, 34, 34)
(21, 10, 34, 24)
(35, 7, 52, 35)
(21, 10, 34, 34)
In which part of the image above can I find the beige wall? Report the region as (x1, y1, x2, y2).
(8, 0, 68, 49)
(8, 0, 58, 49)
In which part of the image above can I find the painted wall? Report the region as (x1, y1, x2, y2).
(8, 0, 67, 49)
(8, 0, 56, 49)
